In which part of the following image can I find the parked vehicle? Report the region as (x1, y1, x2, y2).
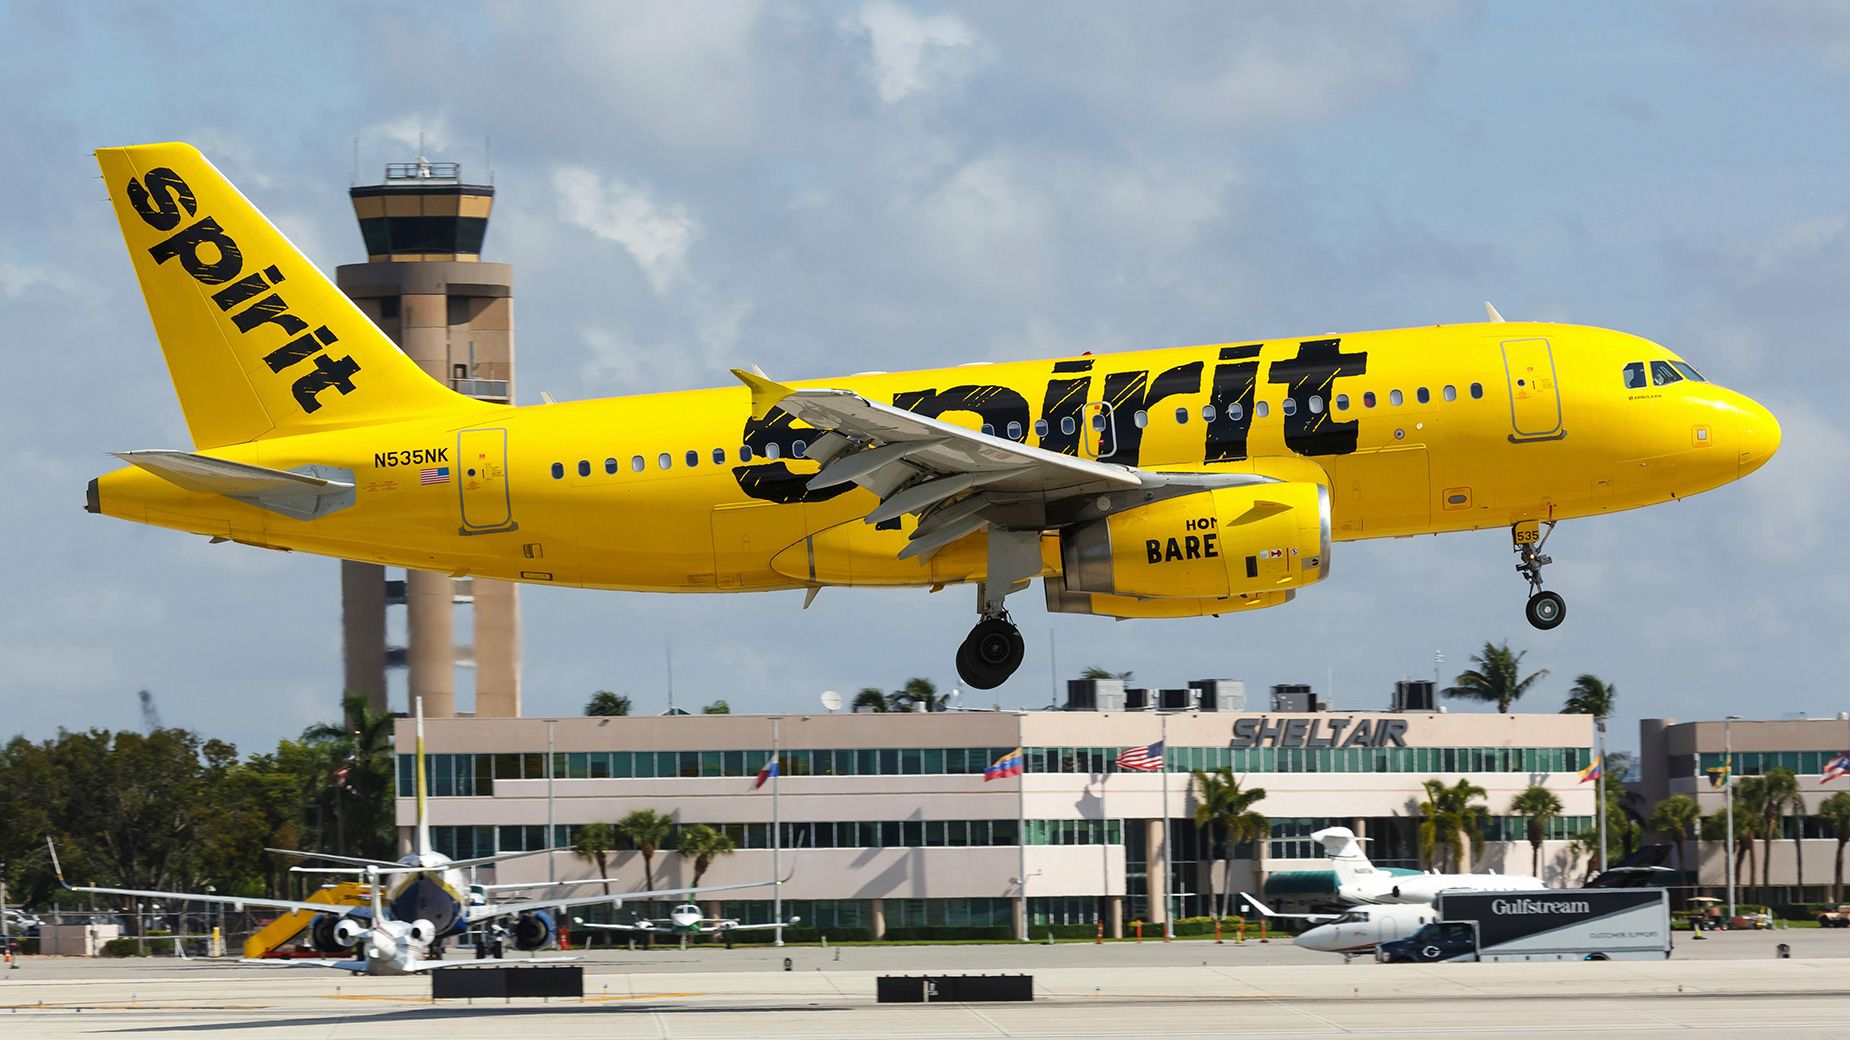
(1817, 905, 1850, 928)
(1376, 888, 1671, 963)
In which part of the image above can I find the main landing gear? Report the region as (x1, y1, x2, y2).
(957, 612, 1025, 690)
(1513, 520, 1565, 631)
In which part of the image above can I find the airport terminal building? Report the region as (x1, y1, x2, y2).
(397, 682, 1598, 939)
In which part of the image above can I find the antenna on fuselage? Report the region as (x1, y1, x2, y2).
(1484, 301, 1506, 323)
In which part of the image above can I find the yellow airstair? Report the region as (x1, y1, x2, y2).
(241, 882, 370, 959)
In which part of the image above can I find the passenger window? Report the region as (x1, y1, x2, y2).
(1060, 416, 1077, 435)
(1007, 420, 1023, 439)
(1281, 397, 1297, 416)
(1389, 389, 1404, 406)
(1034, 419, 1049, 439)
(1202, 404, 1217, 423)
(1650, 360, 1683, 386)
(685, 449, 699, 468)
(1672, 361, 1707, 383)
(1442, 385, 1456, 402)
(1470, 382, 1483, 399)
(1335, 394, 1349, 411)
(631, 456, 644, 472)
(981, 424, 994, 436)
(740, 445, 754, 462)
(765, 443, 782, 460)
(1416, 387, 1430, 404)
(1363, 391, 1376, 408)
(1230, 402, 1244, 421)
(713, 447, 726, 464)
(1174, 406, 1189, 424)
(1255, 401, 1269, 418)
(1308, 395, 1324, 414)
(1132, 411, 1148, 429)
(658, 453, 672, 470)
(577, 460, 590, 477)
(792, 439, 807, 457)
(1622, 361, 1647, 389)
(605, 458, 618, 475)
(1090, 413, 1106, 431)
(550, 462, 564, 480)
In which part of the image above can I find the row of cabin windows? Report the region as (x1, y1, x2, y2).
(550, 439, 812, 480)
(1621, 359, 1707, 390)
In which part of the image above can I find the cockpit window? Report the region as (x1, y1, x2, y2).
(1671, 361, 1707, 383)
(1650, 360, 1683, 386)
(1621, 362, 1646, 389)
(1335, 911, 1369, 924)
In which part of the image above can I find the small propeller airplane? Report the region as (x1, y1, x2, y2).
(53, 699, 779, 975)
(574, 903, 801, 947)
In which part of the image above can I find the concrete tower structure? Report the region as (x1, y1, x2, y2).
(335, 156, 519, 719)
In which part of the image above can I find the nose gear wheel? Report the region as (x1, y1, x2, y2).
(1512, 520, 1566, 630)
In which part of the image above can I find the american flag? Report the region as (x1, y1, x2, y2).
(1822, 751, 1850, 784)
(419, 466, 450, 485)
(1115, 740, 1164, 772)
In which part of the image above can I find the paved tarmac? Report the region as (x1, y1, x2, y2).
(2, 930, 1846, 1038)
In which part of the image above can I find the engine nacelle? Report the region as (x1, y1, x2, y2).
(512, 910, 554, 951)
(1060, 483, 1329, 599)
(1044, 581, 1292, 618)
(331, 916, 369, 948)
(310, 913, 361, 953)
(407, 918, 438, 947)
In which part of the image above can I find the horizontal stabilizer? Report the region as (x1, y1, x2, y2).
(114, 450, 354, 520)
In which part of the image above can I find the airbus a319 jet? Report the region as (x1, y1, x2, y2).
(87, 143, 1780, 689)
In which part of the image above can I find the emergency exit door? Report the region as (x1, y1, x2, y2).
(457, 428, 518, 535)
(1501, 338, 1565, 442)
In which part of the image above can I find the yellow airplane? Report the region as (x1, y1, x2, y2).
(88, 143, 1780, 690)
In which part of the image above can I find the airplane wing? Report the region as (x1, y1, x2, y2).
(1238, 892, 1342, 923)
(572, 920, 659, 933)
(710, 921, 789, 933)
(470, 877, 780, 923)
(414, 956, 581, 972)
(731, 371, 1273, 561)
(238, 956, 368, 971)
(69, 883, 373, 919)
(113, 450, 354, 521)
(474, 878, 613, 895)
(266, 847, 405, 868)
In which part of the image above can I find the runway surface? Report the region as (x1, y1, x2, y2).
(3, 930, 1846, 1038)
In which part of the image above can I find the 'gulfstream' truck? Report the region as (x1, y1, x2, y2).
(1375, 888, 1670, 963)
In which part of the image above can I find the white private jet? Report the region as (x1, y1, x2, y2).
(575, 904, 801, 948)
(1314, 826, 1540, 904)
(55, 699, 778, 975)
(1240, 893, 1437, 960)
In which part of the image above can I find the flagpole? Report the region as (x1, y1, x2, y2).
(1596, 719, 1607, 876)
(772, 716, 783, 948)
(1161, 712, 1172, 942)
(1017, 712, 1029, 943)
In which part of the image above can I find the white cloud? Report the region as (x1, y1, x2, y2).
(855, 1, 986, 104)
(908, 156, 1054, 297)
(361, 112, 456, 161)
(0, 260, 90, 299)
(553, 166, 699, 294)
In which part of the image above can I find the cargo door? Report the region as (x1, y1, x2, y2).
(1501, 338, 1564, 441)
(457, 428, 517, 535)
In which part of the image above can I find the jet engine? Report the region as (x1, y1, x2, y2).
(407, 918, 438, 947)
(310, 913, 364, 953)
(331, 916, 369, 947)
(512, 910, 554, 951)
(1058, 483, 1329, 600)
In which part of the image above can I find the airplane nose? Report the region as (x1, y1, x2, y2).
(1737, 400, 1781, 477)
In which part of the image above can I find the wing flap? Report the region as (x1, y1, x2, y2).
(114, 450, 355, 520)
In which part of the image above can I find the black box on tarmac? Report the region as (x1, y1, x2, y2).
(877, 975, 1033, 1002)
(432, 965, 584, 999)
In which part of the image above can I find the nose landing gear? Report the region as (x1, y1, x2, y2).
(1513, 520, 1565, 630)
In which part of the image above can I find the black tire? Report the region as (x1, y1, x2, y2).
(1525, 590, 1566, 630)
(957, 618, 1024, 689)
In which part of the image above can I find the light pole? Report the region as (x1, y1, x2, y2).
(1725, 715, 1741, 921)
(1596, 717, 1608, 876)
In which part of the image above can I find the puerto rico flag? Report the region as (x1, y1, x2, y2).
(752, 757, 779, 790)
(1578, 757, 1603, 784)
(1115, 741, 1164, 772)
(419, 466, 451, 485)
(1822, 752, 1850, 784)
(983, 747, 1024, 782)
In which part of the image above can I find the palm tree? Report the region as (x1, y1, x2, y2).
(572, 821, 615, 895)
(851, 688, 890, 713)
(1442, 642, 1548, 714)
(701, 700, 731, 714)
(677, 823, 738, 898)
(1819, 791, 1850, 904)
(1714, 777, 1769, 895)
(616, 809, 676, 891)
(1648, 794, 1702, 880)
(585, 691, 633, 716)
(890, 678, 949, 713)
(1508, 785, 1563, 880)
(1418, 778, 1490, 872)
(1561, 674, 1616, 721)
(299, 694, 398, 860)
(1190, 769, 1268, 919)
(1081, 666, 1134, 681)
(1760, 767, 1801, 901)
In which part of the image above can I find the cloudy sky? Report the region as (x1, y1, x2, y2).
(3, 2, 1847, 757)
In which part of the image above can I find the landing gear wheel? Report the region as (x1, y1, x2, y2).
(1525, 590, 1566, 630)
(957, 617, 1025, 690)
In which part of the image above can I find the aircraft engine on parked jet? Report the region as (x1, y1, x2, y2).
(1058, 483, 1329, 601)
(407, 918, 438, 946)
(331, 916, 369, 947)
(310, 913, 363, 953)
(512, 910, 555, 951)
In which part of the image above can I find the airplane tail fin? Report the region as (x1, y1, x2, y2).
(1310, 826, 1378, 883)
(414, 696, 430, 858)
(94, 143, 476, 449)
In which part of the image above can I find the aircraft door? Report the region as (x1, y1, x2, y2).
(457, 428, 518, 535)
(1080, 402, 1116, 459)
(1501, 338, 1565, 442)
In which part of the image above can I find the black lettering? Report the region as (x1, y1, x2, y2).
(1203, 532, 1219, 558)
(1343, 720, 1373, 747)
(438, 447, 449, 462)
(263, 327, 328, 373)
(734, 405, 853, 505)
(231, 293, 310, 338)
(1378, 719, 1409, 748)
(1205, 353, 1259, 463)
(1255, 717, 1284, 745)
(1185, 535, 1201, 559)
(1229, 717, 1258, 749)
(1267, 337, 1368, 457)
(374, 452, 388, 468)
(125, 168, 196, 232)
(1164, 537, 1182, 562)
(1282, 718, 1309, 747)
(1306, 719, 1332, 748)
(210, 264, 284, 312)
(1100, 361, 1203, 465)
(1325, 718, 1351, 745)
(1038, 371, 1091, 456)
(147, 216, 243, 284)
(290, 354, 361, 413)
(891, 385, 1031, 442)
(1146, 539, 1162, 564)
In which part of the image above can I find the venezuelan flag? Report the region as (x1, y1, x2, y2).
(1578, 756, 1603, 784)
(984, 747, 1024, 782)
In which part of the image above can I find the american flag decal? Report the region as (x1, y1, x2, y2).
(419, 466, 451, 485)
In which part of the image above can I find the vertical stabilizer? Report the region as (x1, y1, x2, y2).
(414, 697, 431, 858)
(1311, 826, 1379, 884)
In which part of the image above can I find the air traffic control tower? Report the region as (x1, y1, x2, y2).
(334, 156, 519, 719)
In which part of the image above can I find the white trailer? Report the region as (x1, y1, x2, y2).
(1376, 888, 1671, 963)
